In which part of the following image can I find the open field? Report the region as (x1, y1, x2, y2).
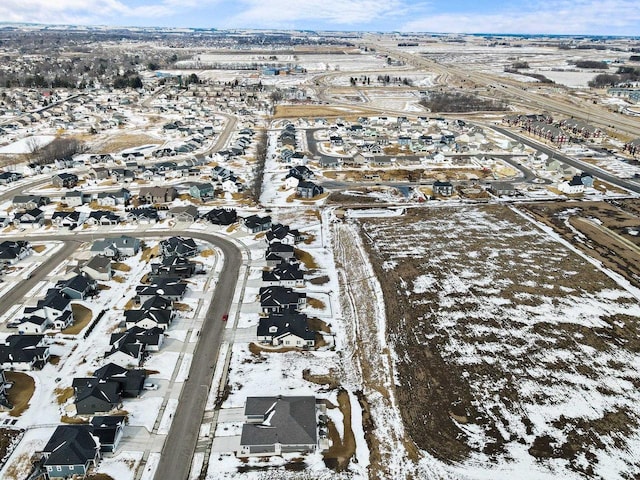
(356, 205, 640, 478)
(520, 200, 640, 288)
(274, 104, 376, 119)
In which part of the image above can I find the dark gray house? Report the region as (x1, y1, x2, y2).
(42, 425, 100, 479)
(238, 396, 318, 457)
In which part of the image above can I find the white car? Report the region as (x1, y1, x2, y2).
(143, 382, 158, 390)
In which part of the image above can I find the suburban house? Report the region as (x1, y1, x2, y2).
(150, 255, 197, 278)
(124, 309, 174, 331)
(296, 181, 324, 199)
(91, 236, 141, 258)
(558, 176, 585, 194)
(265, 224, 303, 245)
(257, 313, 316, 348)
(159, 236, 198, 258)
(0, 240, 31, 266)
(238, 396, 319, 457)
(135, 279, 187, 303)
(259, 286, 306, 314)
(262, 262, 305, 288)
(138, 186, 178, 204)
(490, 182, 517, 196)
(189, 182, 215, 199)
(0, 369, 12, 411)
(81, 255, 112, 281)
(0, 335, 50, 370)
(110, 326, 165, 352)
(242, 215, 272, 233)
(62, 190, 85, 207)
(52, 211, 86, 229)
(52, 172, 79, 188)
(15, 208, 45, 225)
(57, 274, 97, 300)
(166, 205, 199, 223)
(86, 211, 121, 226)
(0, 171, 22, 185)
(93, 363, 147, 398)
(126, 207, 159, 224)
(72, 378, 122, 415)
(265, 242, 296, 266)
(204, 208, 237, 225)
(42, 425, 100, 479)
(104, 341, 145, 369)
(90, 416, 126, 453)
(432, 180, 454, 196)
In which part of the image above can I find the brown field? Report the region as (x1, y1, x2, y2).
(322, 389, 356, 471)
(95, 134, 160, 154)
(62, 304, 93, 335)
(520, 200, 640, 288)
(5, 372, 35, 417)
(352, 205, 640, 477)
(274, 104, 375, 119)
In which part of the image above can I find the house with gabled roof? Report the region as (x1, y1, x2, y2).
(259, 286, 306, 314)
(166, 205, 199, 223)
(265, 242, 296, 266)
(52, 172, 78, 188)
(124, 309, 174, 331)
(204, 208, 237, 225)
(93, 363, 146, 398)
(0, 369, 13, 411)
(242, 215, 272, 233)
(72, 378, 122, 415)
(138, 186, 177, 204)
(257, 313, 316, 348)
(51, 211, 86, 229)
(62, 190, 85, 207)
(0, 240, 31, 266)
(0, 334, 50, 370)
(160, 236, 198, 258)
(81, 255, 112, 281)
(189, 182, 215, 200)
(104, 342, 145, 369)
(266, 224, 303, 245)
(296, 181, 323, 199)
(262, 261, 305, 288)
(90, 416, 126, 453)
(57, 274, 97, 300)
(135, 279, 187, 303)
(238, 396, 319, 457)
(42, 425, 100, 479)
(91, 236, 140, 258)
(86, 210, 121, 227)
(150, 255, 197, 279)
(432, 180, 454, 196)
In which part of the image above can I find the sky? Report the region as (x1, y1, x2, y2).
(0, 0, 639, 36)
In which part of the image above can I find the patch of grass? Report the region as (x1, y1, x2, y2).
(62, 304, 93, 335)
(30, 244, 46, 253)
(55, 387, 75, 405)
(248, 342, 302, 354)
(61, 415, 88, 424)
(112, 262, 131, 272)
(200, 249, 215, 257)
(86, 473, 115, 480)
(49, 355, 61, 365)
(5, 372, 35, 417)
(173, 302, 192, 312)
(303, 369, 340, 389)
(141, 245, 159, 263)
(306, 297, 326, 310)
(307, 317, 331, 333)
(294, 248, 319, 270)
(124, 299, 135, 310)
(309, 275, 330, 285)
(97, 134, 159, 154)
(303, 233, 317, 245)
(112, 275, 125, 283)
(97, 283, 111, 291)
(323, 389, 356, 471)
(226, 224, 238, 233)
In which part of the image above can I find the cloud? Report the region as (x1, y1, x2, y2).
(0, 0, 215, 25)
(223, 0, 407, 29)
(401, 0, 640, 35)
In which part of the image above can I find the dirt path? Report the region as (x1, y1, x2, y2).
(334, 222, 447, 479)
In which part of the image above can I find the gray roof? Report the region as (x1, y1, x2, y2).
(241, 396, 317, 447)
(84, 255, 111, 273)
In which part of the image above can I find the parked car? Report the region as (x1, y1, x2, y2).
(143, 382, 158, 390)
(222, 313, 229, 322)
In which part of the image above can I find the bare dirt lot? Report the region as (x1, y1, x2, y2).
(355, 205, 640, 478)
(520, 200, 640, 288)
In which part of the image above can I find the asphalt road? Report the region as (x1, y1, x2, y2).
(491, 126, 640, 194)
(0, 240, 81, 319)
(1, 229, 242, 479)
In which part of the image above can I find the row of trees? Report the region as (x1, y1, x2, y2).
(420, 92, 507, 113)
(28, 137, 85, 166)
(589, 66, 640, 88)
